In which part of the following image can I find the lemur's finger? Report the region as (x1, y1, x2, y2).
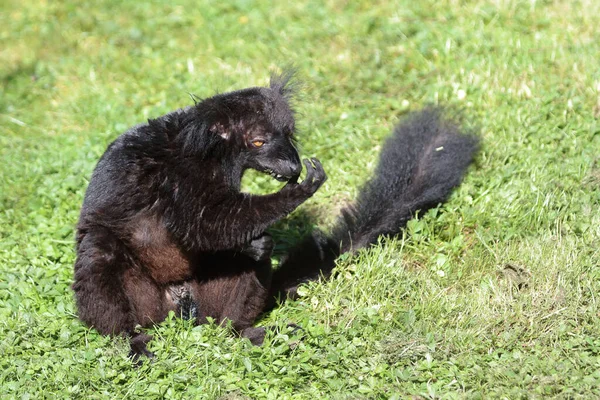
(310, 158, 327, 184)
(307, 158, 318, 183)
(303, 159, 315, 182)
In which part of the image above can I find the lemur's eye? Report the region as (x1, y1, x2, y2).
(251, 140, 265, 148)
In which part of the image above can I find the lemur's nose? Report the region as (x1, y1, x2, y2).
(290, 161, 302, 177)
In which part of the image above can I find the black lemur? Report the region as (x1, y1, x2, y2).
(73, 72, 478, 360)
(73, 73, 327, 359)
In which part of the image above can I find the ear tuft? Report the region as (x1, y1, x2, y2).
(188, 92, 202, 105)
(269, 68, 298, 99)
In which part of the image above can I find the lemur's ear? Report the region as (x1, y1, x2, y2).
(209, 121, 230, 140)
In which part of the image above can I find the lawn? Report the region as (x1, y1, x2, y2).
(1, 0, 599, 398)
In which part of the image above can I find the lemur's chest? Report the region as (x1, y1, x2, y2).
(129, 213, 192, 284)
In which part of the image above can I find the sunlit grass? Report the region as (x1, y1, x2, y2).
(1, 0, 599, 398)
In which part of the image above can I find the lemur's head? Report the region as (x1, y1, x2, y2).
(198, 71, 302, 182)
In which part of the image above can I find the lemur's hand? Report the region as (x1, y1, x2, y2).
(240, 233, 274, 262)
(301, 158, 327, 195)
(284, 158, 327, 196)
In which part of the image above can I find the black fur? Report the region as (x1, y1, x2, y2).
(72, 73, 327, 360)
(268, 108, 479, 304)
(73, 71, 478, 361)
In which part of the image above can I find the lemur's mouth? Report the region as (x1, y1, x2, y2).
(262, 168, 292, 182)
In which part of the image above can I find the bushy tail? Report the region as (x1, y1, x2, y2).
(268, 108, 479, 303)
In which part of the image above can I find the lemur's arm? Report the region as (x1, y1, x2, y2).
(165, 158, 326, 252)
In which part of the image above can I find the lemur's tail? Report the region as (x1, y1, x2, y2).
(269, 108, 479, 303)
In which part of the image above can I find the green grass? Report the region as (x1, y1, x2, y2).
(1, 0, 599, 398)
